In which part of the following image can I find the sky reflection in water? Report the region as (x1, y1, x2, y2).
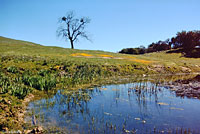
(27, 81, 200, 133)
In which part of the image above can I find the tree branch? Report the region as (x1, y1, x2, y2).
(57, 11, 91, 49)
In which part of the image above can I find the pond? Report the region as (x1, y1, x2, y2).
(25, 75, 200, 133)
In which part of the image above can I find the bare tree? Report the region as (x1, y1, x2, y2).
(57, 11, 91, 49)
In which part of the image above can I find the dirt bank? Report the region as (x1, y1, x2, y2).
(168, 75, 200, 99)
(0, 94, 34, 132)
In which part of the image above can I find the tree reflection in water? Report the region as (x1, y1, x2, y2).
(26, 74, 200, 134)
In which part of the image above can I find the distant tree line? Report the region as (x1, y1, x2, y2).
(119, 30, 200, 58)
(119, 46, 146, 55)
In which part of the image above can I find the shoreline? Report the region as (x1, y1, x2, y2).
(0, 72, 200, 132)
(21, 73, 199, 134)
(24, 73, 200, 132)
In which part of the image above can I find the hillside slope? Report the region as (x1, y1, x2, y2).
(1, 36, 200, 72)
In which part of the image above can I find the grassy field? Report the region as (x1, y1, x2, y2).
(1, 36, 200, 69)
(0, 36, 200, 131)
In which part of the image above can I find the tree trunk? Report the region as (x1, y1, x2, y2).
(70, 39, 74, 49)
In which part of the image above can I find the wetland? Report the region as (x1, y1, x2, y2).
(1, 37, 200, 133)
(25, 74, 200, 134)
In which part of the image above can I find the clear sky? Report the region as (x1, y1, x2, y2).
(0, 0, 200, 52)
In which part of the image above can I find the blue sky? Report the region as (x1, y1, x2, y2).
(0, 0, 200, 52)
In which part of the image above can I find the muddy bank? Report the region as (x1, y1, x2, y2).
(0, 94, 39, 133)
(168, 75, 200, 99)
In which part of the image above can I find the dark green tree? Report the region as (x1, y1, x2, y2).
(170, 30, 200, 57)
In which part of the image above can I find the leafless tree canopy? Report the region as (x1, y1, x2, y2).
(57, 11, 91, 49)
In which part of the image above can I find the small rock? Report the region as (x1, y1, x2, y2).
(123, 128, 130, 133)
(24, 129, 32, 134)
(37, 126, 43, 132)
(30, 126, 43, 134)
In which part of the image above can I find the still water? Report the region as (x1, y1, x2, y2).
(26, 78, 200, 133)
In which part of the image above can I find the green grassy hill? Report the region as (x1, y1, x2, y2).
(1, 36, 200, 72)
(0, 36, 150, 65)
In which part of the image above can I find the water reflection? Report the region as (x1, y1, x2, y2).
(25, 75, 200, 133)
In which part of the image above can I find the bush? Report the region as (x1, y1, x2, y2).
(184, 48, 200, 58)
(119, 48, 145, 55)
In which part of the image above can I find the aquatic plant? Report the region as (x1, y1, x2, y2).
(0, 73, 32, 99)
(22, 73, 56, 91)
